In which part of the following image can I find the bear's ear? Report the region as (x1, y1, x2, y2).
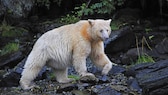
(88, 19, 95, 26)
(107, 19, 112, 25)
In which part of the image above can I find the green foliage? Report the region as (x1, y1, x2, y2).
(75, 0, 125, 17)
(111, 20, 127, 30)
(74, 3, 93, 17)
(136, 53, 155, 64)
(68, 75, 80, 80)
(48, 73, 79, 82)
(145, 28, 152, 33)
(59, 14, 80, 24)
(0, 43, 19, 56)
(48, 72, 56, 80)
(0, 21, 28, 37)
(133, 36, 155, 65)
(149, 35, 154, 40)
(57, 0, 125, 24)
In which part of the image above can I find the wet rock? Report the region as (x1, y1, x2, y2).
(105, 26, 135, 54)
(111, 73, 128, 85)
(57, 83, 77, 93)
(111, 85, 129, 94)
(0, 58, 47, 87)
(77, 83, 90, 90)
(148, 37, 168, 60)
(0, 72, 20, 87)
(127, 77, 142, 94)
(121, 48, 148, 64)
(98, 75, 110, 83)
(80, 74, 98, 83)
(92, 86, 122, 95)
(33, 21, 63, 34)
(128, 60, 168, 95)
(109, 65, 126, 75)
(0, 0, 34, 19)
(72, 90, 90, 95)
(0, 51, 23, 69)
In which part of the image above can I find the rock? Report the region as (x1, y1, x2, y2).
(121, 37, 168, 64)
(121, 48, 148, 64)
(0, 58, 47, 87)
(80, 74, 98, 83)
(105, 26, 135, 54)
(33, 21, 63, 34)
(0, 51, 23, 69)
(57, 83, 77, 93)
(72, 90, 90, 95)
(77, 83, 90, 90)
(98, 75, 110, 83)
(127, 77, 142, 94)
(0, 71, 20, 87)
(128, 60, 168, 95)
(0, 0, 34, 19)
(149, 37, 168, 60)
(92, 86, 122, 95)
(109, 65, 126, 75)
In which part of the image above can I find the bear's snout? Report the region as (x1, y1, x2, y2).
(101, 30, 109, 40)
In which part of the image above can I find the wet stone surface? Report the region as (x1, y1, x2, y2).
(0, 71, 142, 95)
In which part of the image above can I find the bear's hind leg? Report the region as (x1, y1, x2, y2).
(20, 68, 39, 90)
(20, 52, 47, 90)
(54, 68, 74, 83)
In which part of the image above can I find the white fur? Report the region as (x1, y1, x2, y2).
(20, 19, 114, 90)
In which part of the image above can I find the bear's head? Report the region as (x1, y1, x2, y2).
(88, 19, 111, 41)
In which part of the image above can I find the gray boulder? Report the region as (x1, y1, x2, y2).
(0, 0, 34, 19)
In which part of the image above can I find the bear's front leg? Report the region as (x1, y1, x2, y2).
(53, 68, 74, 83)
(91, 53, 114, 75)
(72, 51, 97, 81)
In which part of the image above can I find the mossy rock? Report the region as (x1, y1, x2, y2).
(0, 43, 19, 56)
(0, 23, 28, 37)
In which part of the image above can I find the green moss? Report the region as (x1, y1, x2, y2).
(136, 54, 155, 64)
(0, 43, 19, 56)
(0, 22, 28, 37)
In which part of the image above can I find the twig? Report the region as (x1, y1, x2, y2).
(136, 36, 140, 57)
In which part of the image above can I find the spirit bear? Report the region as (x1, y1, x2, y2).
(20, 19, 115, 90)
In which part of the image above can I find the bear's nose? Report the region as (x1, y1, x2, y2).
(102, 30, 109, 40)
(104, 35, 109, 41)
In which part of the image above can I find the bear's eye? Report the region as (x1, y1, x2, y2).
(100, 29, 103, 33)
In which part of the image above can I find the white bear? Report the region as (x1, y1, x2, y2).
(20, 19, 115, 90)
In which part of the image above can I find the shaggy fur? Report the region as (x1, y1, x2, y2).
(20, 19, 114, 90)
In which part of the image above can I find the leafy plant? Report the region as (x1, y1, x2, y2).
(0, 43, 19, 56)
(59, 14, 80, 24)
(59, 0, 125, 24)
(74, 0, 125, 17)
(145, 28, 152, 33)
(0, 21, 28, 37)
(111, 20, 127, 30)
(136, 53, 155, 64)
(134, 36, 155, 64)
(68, 75, 80, 80)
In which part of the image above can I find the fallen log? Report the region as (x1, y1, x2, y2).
(127, 60, 168, 95)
